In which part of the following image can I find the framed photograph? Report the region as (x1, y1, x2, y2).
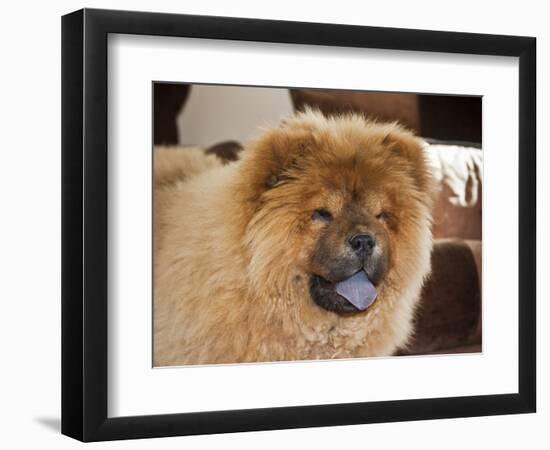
(61, 8, 536, 442)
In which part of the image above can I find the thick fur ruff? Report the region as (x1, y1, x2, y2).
(154, 110, 434, 366)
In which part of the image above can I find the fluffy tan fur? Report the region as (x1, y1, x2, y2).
(154, 110, 434, 366)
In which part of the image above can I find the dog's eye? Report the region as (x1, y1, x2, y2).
(376, 211, 388, 221)
(312, 208, 333, 223)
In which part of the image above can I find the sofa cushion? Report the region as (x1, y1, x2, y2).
(426, 143, 483, 240)
(397, 239, 482, 356)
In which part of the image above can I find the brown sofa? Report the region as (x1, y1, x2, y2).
(290, 88, 482, 144)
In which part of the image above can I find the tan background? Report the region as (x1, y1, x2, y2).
(178, 85, 293, 145)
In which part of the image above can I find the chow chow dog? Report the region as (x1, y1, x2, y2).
(154, 110, 434, 366)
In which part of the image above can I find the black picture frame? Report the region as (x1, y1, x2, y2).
(61, 8, 536, 442)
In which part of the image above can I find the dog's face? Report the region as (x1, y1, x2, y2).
(307, 183, 393, 314)
(240, 111, 433, 316)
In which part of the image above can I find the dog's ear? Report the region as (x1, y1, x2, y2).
(262, 135, 310, 189)
(382, 130, 435, 200)
(241, 123, 314, 196)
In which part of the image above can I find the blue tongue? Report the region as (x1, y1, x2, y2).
(335, 270, 377, 311)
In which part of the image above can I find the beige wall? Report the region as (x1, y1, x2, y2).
(177, 84, 294, 147)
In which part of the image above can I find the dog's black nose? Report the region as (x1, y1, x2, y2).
(349, 233, 376, 256)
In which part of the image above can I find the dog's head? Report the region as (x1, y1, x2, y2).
(239, 110, 434, 315)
